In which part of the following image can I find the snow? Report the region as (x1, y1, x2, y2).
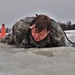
(64, 30, 75, 46)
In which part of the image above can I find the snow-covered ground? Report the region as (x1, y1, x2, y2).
(65, 30, 75, 33)
(64, 30, 75, 47)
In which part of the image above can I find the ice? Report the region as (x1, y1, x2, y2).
(0, 43, 75, 75)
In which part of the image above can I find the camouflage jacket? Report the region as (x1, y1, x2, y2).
(1, 17, 65, 48)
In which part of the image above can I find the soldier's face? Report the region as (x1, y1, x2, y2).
(31, 25, 50, 42)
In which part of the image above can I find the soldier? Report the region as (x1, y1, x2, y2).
(1, 14, 65, 48)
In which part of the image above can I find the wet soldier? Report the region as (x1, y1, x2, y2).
(1, 14, 65, 48)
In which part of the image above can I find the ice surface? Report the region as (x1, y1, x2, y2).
(0, 43, 75, 75)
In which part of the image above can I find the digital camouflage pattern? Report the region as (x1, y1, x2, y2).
(50, 19, 65, 47)
(1, 17, 65, 48)
(11, 17, 35, 48)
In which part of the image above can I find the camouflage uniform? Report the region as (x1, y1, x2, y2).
(1, 17, 65, 48)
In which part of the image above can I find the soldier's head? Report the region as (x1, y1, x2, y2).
(30, 14, 51, 42)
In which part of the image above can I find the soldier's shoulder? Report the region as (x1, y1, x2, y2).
(21, 16, 35, 23)
(51, 19, 63, 32)
(51, 19, 60, 28)
(13, 16, 35, 29)
(50, 19, 65, 46)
